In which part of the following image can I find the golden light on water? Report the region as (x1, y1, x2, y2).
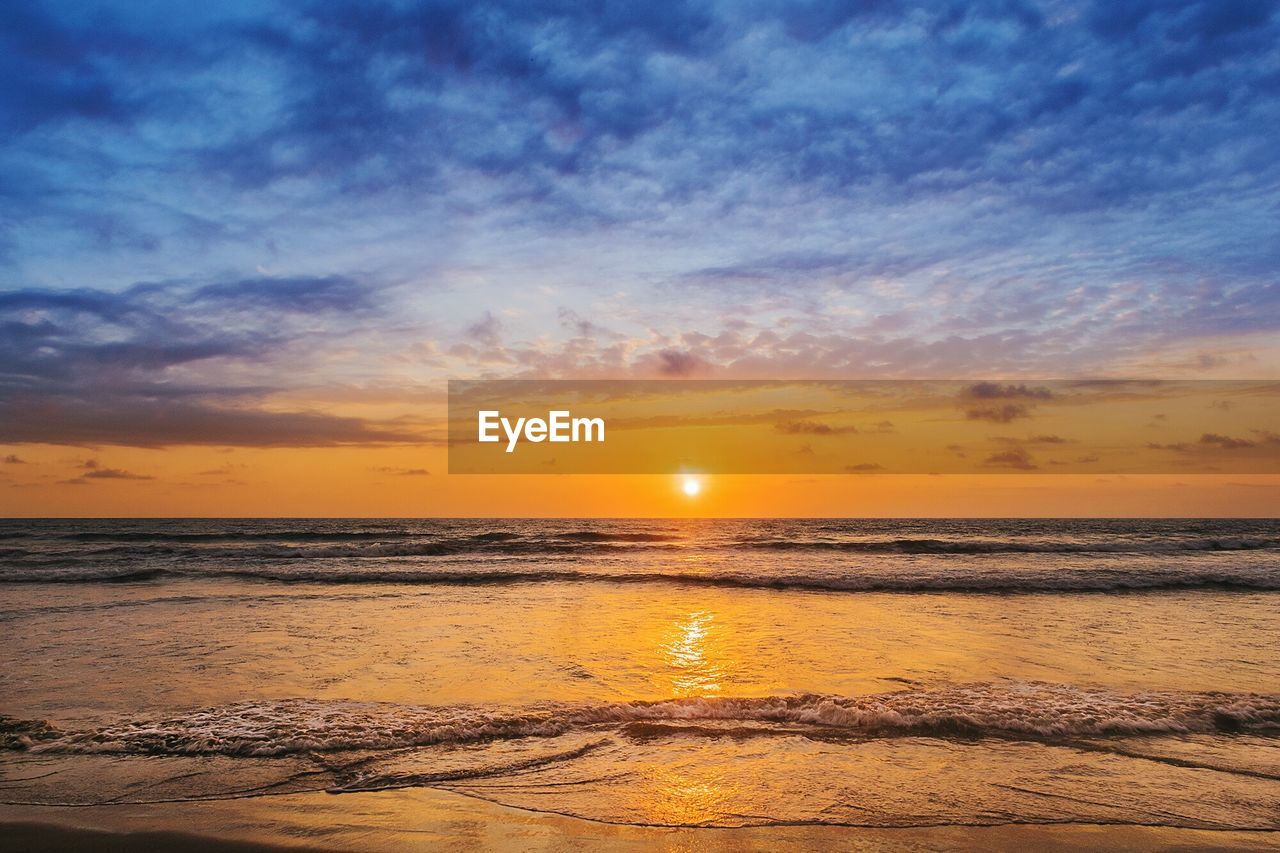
(663, 610, 723, 696)
(645, 764, 736, 826)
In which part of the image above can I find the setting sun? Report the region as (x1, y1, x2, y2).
(681, 476, 702, 497)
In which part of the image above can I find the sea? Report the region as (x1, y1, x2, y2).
(1, 518, 1278, 835)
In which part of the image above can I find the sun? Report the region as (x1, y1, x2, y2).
(681, 475, 702, 497)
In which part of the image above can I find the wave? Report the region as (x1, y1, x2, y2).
(53, 530, 420, 543)
(3, 563, 1279, 592)
(204, 565, 1280, 593)
(0, 544, 685, 568)
(735, 537, 1279, 554)
(0, 567, 173, 583)
(6, 536, 1274, 565)
(39, 528, 684, 545)
(1, 534, 689, 564)
(553, 532, 682, 543)
(193, 541, 682, 559)
(6, 683, 1278, 757)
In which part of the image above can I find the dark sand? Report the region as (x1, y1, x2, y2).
(0, 823, 342, 853)
(2, 788, 1277, 852)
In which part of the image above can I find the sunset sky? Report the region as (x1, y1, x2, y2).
(2, 0, 1278, 516)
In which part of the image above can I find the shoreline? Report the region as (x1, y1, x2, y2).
(2, 789, 1277, 853)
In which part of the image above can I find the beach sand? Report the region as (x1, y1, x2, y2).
(2, 788, 1277, 852)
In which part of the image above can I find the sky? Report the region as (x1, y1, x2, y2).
(1, 0, 1278, 516)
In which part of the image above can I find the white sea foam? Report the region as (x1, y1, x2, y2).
(8, 683, 1278, 757)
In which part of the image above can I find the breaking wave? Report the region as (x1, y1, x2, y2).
(6, 683, 1279, 757)
(3, 564, 1280, 591)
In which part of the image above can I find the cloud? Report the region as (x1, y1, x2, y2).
(961, 383, 1054, 401)
(83, 467, 152, 480)
(0, 4, 141, 134)
(650, 349, 709, 377)
(79, 0, 1262, 231)
(1199, 432, 1256, 450)
(2, 454, 25, 464)
(983, 448, 1038, 470)
(0, 274, 413, 447)
(0, 398, 421, 447)
(0, 275, 378, 387)
(959, 383, 1053, 423)
(11, 1, 1277, 229)
(59, 459, 154, 484)
(775, 420, 859, 436)
(370, 466, 431, 476)
(465, 312, 503, 346)
(192, 276, 376, 314)
(2, 0, 1280, 426)
(993, 434, 1069, 445)
(1147, 433, 1276, 455)
(965, 404, 1032, 423)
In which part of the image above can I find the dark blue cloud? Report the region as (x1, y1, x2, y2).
(5, 0, 1278, 217)
(0, 3, 136, 133)
(193, 275, 375, 313)
(6, 0, 1271, 245)
(0, 274, 417, 446)
(0, 395, 420, 447)
(0, 275, 373, 385)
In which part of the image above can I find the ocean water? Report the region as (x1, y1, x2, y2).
(1, 518, 1278, 833)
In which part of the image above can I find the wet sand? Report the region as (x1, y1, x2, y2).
(2, 788, 1277, 852)
(0, 822, 312, 853)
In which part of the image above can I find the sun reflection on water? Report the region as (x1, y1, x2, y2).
(644, 764, 737, 826)
(663, 610, 724, 696)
